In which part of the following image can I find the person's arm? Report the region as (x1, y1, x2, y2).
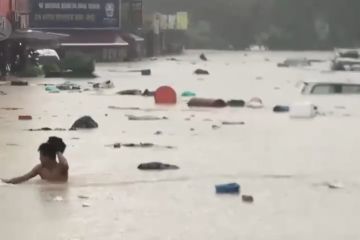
(1, 164, 41, 184)
(57, 152, 69, 171)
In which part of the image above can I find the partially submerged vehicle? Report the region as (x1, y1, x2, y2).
(246, 44, 268, 51)
(278, 58, 311, 67)
(35, 49, 60, 65)
(331, 48, 360, 71)
(302, 81, 360, 95)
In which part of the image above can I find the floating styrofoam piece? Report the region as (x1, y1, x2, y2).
(290, 102, 317, 118)
(93, 80, 114, 89)
(246, 97, 264, 109)
(53, 196, 64, 202)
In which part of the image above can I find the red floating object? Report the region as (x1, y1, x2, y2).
(154, 86, 177, 104)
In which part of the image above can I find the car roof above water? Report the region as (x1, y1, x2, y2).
(302, 81, 360, 95)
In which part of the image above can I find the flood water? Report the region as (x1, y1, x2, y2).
(1, 50, 360, 240)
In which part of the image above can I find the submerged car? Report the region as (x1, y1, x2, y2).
(331, 48, 360, 71)
(302, 82, 360, 95)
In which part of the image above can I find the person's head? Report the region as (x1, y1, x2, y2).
(38, 143, 56, 165)
(47, 136, 66, 153)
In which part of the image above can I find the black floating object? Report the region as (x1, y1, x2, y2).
(11, 80, 28, 86)
(70, 116, 98, 130)
(242, 195, 254, 203)
(117, 89, 142, 95)
(273, 105, 290, 113)
(38, 127, 52, 131)
(227, 100, 245, 107)
(142, 89, 155, 96)
(188, 98, 227, 108)
(194, 69, 209, 75)
(141, 69, 151, 76)
(200, 53, 208, 61)
(277, 63, 288, 67)
(138, 162, 179, 170)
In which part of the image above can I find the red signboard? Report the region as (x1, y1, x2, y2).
(0, 0, 11, 19)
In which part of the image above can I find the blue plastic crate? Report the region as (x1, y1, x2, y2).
(215, 183, 240, 194)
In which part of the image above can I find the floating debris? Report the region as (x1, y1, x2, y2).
(323, 181, 344, 189)
(222, 121, 245, 125)
(11, 80, 28, 86)
(273, 105, 290, 113)
(82, 202, 91, 208)
(18, 115, 32, 120)
(141, 69, 151, 76)
(70, 116, 98, 130)
(117, 89, 142, 96)
(215, 183, 240, 194)
(246, 97, 264, 109)
(78, 195, 90, 199)
(108, 106, 141, 110)
(53, 196, 64, 202)
(212, 125, 221, 130)
(138, 162, 179, 170)
(93, 80, 114, 89)
(1, 107, 22, 110)
(28, 128, 66, 131)
(227, 100, 245, 107)
(242, 195, 254, 203)
(127, 115, 168, 121)
(111, 142, 175, 149)
(200, 53, 208, 61)
(194, 69, 210, 75)
(188, 98, 226, 108)
(6, 143, 19, 147)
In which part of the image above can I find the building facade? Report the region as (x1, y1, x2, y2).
(28, 0, 144, 62)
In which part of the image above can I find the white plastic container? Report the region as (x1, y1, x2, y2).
(290, 102, 317, 118)
(246, 97, 264, 109)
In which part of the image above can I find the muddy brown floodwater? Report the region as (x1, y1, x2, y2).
(1, 50, 360, 240)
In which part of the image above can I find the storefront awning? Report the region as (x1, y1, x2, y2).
(59, 30, 128, 47)
(10, 30, 69, 40)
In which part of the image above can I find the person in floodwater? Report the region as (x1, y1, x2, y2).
(2, 140, 69, 184)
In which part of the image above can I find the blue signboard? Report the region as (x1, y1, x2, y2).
(30, 0, 120, 29)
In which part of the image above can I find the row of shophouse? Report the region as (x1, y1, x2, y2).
(0, 0, 144, 62)
(0, 0, 189, 68)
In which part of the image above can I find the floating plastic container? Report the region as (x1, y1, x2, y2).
(215, 183, 240, 194)
(273, 105, 290, 113)
(188, 98, 227, 108)
(246, 97, 264, 109)
(227, 99, 245, 107)
(141, 69, 151, 76)
(181, 91, 196, 97)
(290, 102, 317, 118)
(154, 86, 177, 104)
(45, 85, 60, 93)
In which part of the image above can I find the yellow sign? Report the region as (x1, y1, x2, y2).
(176, 12, 188, 30)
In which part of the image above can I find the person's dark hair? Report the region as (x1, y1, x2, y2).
(38, 143, 57, 160)
(47, 137, 66, 153)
